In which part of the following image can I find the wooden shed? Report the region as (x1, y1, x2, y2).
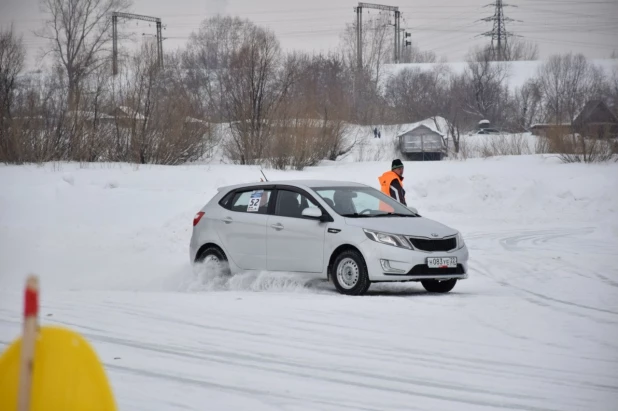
(397, 123, 447, 161)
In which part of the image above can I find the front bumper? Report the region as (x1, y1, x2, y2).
(358, 239, 469, 282)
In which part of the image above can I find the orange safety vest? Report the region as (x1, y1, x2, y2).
(378, 170, 405, 211)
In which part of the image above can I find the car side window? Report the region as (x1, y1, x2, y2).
(275, 189, 319, 219)
(230, 189, 272, 214)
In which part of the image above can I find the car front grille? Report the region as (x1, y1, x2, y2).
(408, 237, 456, 252)
(407, 264, 465, 276)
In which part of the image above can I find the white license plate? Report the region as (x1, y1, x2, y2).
(427, 257, 457, 268)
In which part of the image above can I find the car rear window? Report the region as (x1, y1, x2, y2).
(229, 189, 272, 214)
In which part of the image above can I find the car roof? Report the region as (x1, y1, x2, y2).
(217, 179, 369, 192)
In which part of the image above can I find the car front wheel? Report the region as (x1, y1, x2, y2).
(330, 249, 370, 296)
(421, 278, 457, 293)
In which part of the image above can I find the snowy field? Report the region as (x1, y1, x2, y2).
(1, 156, 618, 410)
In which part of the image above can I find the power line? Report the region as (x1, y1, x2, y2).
(478, 0, 520, 61)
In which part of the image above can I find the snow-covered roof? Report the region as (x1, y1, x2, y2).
(530, 122, 571, 127)
(397, 117, 446, 137)
(114, 106, 145, 120)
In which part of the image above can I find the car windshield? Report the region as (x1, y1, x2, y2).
(311, 186, 416, 217)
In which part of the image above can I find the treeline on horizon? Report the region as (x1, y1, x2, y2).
(1, 0, 616, 167)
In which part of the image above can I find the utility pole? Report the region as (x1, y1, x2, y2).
(394, 9, 400, 63)
(479, 0, 518, 61)
(353, 2, 401, 69)
(402, 30, 411, 62)
(112, 12, 164, 75)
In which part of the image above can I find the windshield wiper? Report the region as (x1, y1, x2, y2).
(373, 213, 418, 218)
(340, 213, 370, 218)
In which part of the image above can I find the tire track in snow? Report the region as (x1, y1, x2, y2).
(106, 364, 390, 411)
(95, 335, 564, 411)
(471, 260, 617, 326)
(467, 226, 618, 323)
(468, 226, 618, 289)
(28, 312, 617, 401)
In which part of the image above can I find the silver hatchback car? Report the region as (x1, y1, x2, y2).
(190, 180, 469, 295)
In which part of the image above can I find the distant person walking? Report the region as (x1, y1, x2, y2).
(374, 127, 378, 138)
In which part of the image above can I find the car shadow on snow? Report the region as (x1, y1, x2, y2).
(308, 280, 469, 298)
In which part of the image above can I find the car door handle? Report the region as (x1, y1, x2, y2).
(271, 223, 284, 231)
(223, 217, 233, 224)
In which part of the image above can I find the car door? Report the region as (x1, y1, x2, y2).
(215, 188, 273, 270)
(266, 188, 327, 273)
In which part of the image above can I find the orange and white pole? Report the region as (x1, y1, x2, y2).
(17, 275, 39, 411)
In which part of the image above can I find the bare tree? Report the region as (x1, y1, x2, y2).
(535, 53, 613, 163)
(0, 24, 26, 162)
(339, 13, 392, 84)
(384, 65, 449, 123)
(268, 52, 356, 169)
(463, 46, 510, 125)
(510, 79, 543, 131)
(35, 0, 132, 110)
(537, 53, 607, 124)
(213, 22, 296, 164)
(608, 67, 618, 117)
(400, 41, 437, 64)
(503, 38, 539, 61)
(11, 66, 70, 163)
(441, 73, 477, 155)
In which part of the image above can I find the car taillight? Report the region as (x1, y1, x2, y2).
(193, 211, 205, 227)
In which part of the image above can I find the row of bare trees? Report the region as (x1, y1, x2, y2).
(384, 47, 617, 157)
(1, 0, 616, 167)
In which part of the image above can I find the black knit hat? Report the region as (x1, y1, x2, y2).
(391, 159, 404, 170)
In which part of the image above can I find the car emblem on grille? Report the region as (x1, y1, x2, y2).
(431, 233, 439, 237)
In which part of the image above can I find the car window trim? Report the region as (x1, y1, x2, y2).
(273, 185, 334, 222)
(312, 185, 414, 217)
(221, 185, 276, 214)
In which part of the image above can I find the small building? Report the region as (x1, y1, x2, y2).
(573, 100, 618, 138)
(397, 123, 446, 161)
(531, 100, 618, 138)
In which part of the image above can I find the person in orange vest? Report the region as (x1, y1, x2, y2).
(379, 159, 407, 207)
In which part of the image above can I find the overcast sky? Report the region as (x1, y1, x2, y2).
(1, 0, 617, 70)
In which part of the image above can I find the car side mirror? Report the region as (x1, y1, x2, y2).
(302, 207, 323, 219)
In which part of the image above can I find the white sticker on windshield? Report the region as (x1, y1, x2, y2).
(247, 190, 264, 212)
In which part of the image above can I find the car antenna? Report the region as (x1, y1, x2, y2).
(260, 169, 269, 182)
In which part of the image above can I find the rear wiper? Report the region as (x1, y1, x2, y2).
(374, 213, 418, 218)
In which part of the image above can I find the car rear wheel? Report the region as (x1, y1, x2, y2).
(421, 278, 457, 293)
(330, 249, 370, 296)
(196, 246, 231, 276)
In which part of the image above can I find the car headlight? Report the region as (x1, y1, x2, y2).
(363, 229, 412, 249)
(456, 232, 466, 249)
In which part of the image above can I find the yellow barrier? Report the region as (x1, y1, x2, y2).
(0, 275, 117, 411)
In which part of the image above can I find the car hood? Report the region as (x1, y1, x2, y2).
(344, 216, 458, 238)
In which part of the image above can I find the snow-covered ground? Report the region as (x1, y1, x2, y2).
(1, 156, 618, 410)
(204, 117, 544, 165)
